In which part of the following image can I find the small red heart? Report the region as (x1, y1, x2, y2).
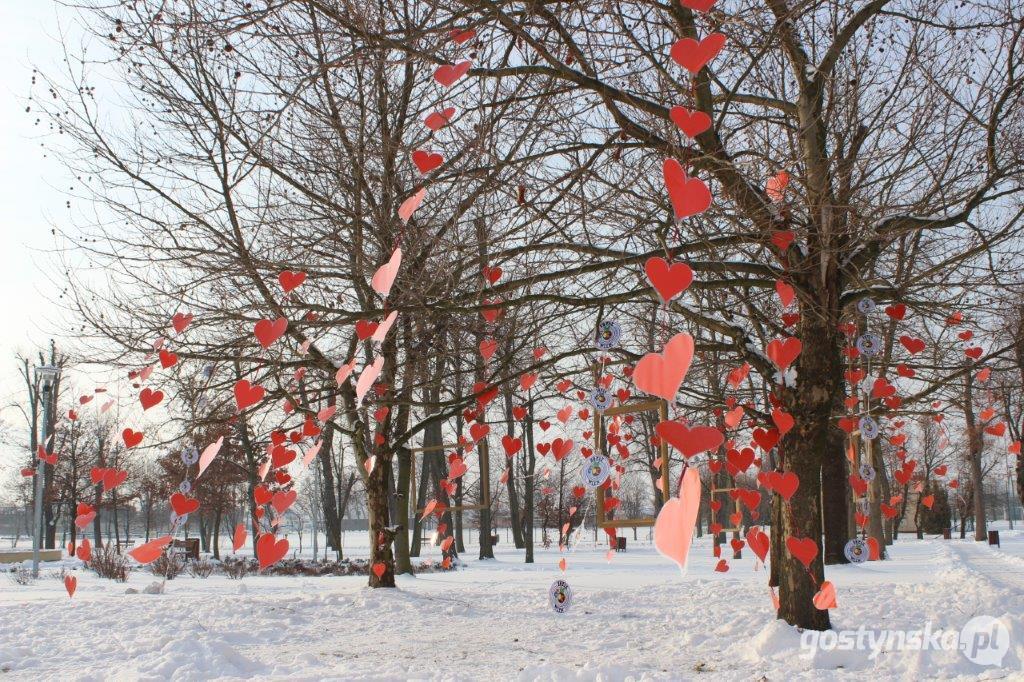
(278, 270, 307, 293)
(668, 105, 711, 138)
(670, 33, 727, 73)
(433, 61, 471, 87)
(122, 429, 144, 449)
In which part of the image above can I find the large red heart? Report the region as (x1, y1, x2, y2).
(469, 423, 490, 442)
(813, 580, 837, 610)
(752, 427, 780, 451)
(254, 317, 288, 348)
(170, 492, 200, 516)
(354, 320, 378, 341)
(129, 535, 172, 564)
(655, 421, 723, 458)
(669, 105, 711, 138)
(670, 33, 727, 73)
(766, 337, 802, 370)
(139, 388, 163, 411)
(271, 445, 296, 469)
(64, 574, 77, 598)
(278, 270, 306, 293)
(256, 533, 289, 570)
(424, 107, 456, 131)
(159, 349, 178, 368)
(885, 304, 906, 320)
(746, 527, 770, 561)
(479, 338, 498, 361)
(448, 458, 469, 480)
(271, 490, 297, 515)
(645, 257, 693, 302)
(234, 380, 265, 410)
(680, 0, 717, 10)
(551, 438, 574, 461)
(786, 536, 818, 568)
(501, 435, 522, 457)
(633, 332, 694, 401)
(771, 471, 800, 501)
(232, 523, 247, 552)
(122, 428, 144, 448)
(899, 335, 926, 355)
(171, 312, 193, 334)
(663, 159, 712, 219)
(433, 61, 471, 87)
(412, 150, 444, 174)
(102, 468, 128, 492)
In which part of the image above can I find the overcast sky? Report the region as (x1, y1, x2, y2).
(0, 2, 80, 454)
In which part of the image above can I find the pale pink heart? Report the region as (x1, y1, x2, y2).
(724, 406, 744, 429)
(152, 337, 165, 350)
(653, 467, 701, 572)
(302, 439, 322, 468)
(258, 458, 271, 482)
(813, 580, 837, 610)
(196, 436, 223, 479)
(633, 333, 694, 401)
(139, 364, 155, 382)
(318, 405, 337, 422)
(371, 248, 403, 298)
(371, 310, 399, 342)
(355, 356, 384, 404)
(364, 455, 377, 475)
(335, 358, 357, 385)
(398, 188, 426, 224)
(299, 339, 312, 355)
(101, 399, 115, 413)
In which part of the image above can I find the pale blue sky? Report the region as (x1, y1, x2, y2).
(0, 2, 78, 443)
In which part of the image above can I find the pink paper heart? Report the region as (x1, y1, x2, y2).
(399, 188, 426, 223)
(335, 358, 357, 385)
(654, 467, 701, 572)
(196, 436, 223, 479)
(371, 310, 399, 343)
(633, 333, 694, 401)
(355, 356, 384, 404)
(371, 248, 402, 298)
(302, 440, 323, 468)
(813, 580, 837, 610)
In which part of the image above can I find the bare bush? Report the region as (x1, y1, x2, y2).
(221, 557, 249, 580)
(150, 553, 185, 580)
(6, 566, 35, 586)
(187, 558, 215, 579)
(90, 545, 131, 582)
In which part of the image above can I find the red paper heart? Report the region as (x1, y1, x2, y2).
(434, 61, 471, 87)
(669, 105, 711, 138)
(170, 492, 200, 516)
(670, 33, 727, 73)
(278, 270, 306, 293)
(663, 159, 712, 219)
(786, 536, 818, 568)
(633, 332, 694, 401)
(171, 312, 193, 334)
(256, 533, 289, 570)
(234, 380, 265, 410)
(424, 107, 456, 131)
(254, 317, 288, 348)
(412, 150, 444, 174)
(645, 257, 694, 301)
(655, 421, 723, 458)
(122, 429, 144, 449)
(139, 387, 163, 411)
(766, 337, 802, 370)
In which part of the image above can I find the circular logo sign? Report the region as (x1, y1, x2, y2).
(594, 319, 621, 351)
(856, 298, 876, 315)
(589, 387, 613, 412)
(181, 446, 200, 466)
(855, 333, 882, 357)
(960, 615, 1010, 666)
(859, 416, 879, 440)
(582, 455, 610, 489)
(548, 579, 573, 614)
(859, 463, 876, 482)
(844, 538, 869, 564)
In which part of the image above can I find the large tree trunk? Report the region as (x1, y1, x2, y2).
(393, 447, 414, 574)
(821, 424, 850, 564)
(775, 317, 836, 631)
(503, 392, 525, 549)
(317, 424, 342, 554)
(964, 375, 988, 541)
(366, 456, 396, 587)
(523, 400, 537, 563)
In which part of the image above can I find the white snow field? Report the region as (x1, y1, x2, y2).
(2, 530, 1023, 681)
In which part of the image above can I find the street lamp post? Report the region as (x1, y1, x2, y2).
(32, 364, 61, 578)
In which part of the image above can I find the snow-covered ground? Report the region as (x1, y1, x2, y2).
(2, 529, 1023, 681)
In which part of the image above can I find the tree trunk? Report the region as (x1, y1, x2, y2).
(964, 375, 988, 542)
(775, 317, 836, 631)
(366, 456, 396, 587)
(393, 447, 414, 574)
(822, 425, 850, 564)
